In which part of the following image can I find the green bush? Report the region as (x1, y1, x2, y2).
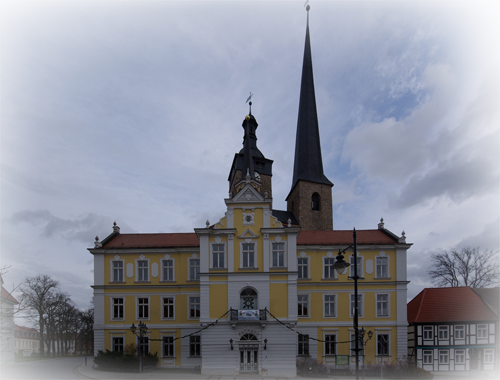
(93, 350, 159, 372)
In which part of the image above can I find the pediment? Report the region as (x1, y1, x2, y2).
(232, 184, 264, 203)
(238, 228, 259, 239)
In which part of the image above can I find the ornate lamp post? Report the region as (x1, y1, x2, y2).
(130, 322, 148, 373)
(359, 327, 373, 379)
(331, 228, 364, 380)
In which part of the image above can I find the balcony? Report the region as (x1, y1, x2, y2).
(229, 309, 267, 328)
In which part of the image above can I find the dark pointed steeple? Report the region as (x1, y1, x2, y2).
(286, 5, 333, 231)
(291, 5, 333, 190)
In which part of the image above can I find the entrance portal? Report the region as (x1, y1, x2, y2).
(239, 333, 259, 373)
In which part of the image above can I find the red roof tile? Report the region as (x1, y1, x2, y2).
(101, 233, 199, 249)
(1, 286, 19, 304)
(407, 287, 498, 323)
(297, 229, 397, 245)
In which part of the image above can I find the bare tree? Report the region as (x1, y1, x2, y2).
(429, 247, 500, 288)
(19, 275, 59, 358)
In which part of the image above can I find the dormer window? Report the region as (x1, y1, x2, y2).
(312, 193, 320, 210)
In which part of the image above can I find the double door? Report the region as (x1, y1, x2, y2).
(240, 345, 258, 373)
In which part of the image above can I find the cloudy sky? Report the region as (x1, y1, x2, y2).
(1, 0, 498, 315)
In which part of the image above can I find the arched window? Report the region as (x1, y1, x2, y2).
(240, 288, 258, 310)
(240, 333, 258, 341)
(312, 193, 320, 210)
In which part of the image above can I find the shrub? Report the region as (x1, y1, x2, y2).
(363, 356, 433, 379)
(296, 357, 328, 377)
(93, 350, 159, 372)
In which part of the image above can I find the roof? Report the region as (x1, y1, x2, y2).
(472, 287, 499, 316)
(15, 325, 39, 334)
(100, 233, 199, 249)
(407, 287, 499, 323)
(297, 229, 398, 245)
(1, 286, 19, 304)
(290, 17, 332, 192)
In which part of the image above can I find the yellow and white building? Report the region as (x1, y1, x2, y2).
(89, 9, 411, 377)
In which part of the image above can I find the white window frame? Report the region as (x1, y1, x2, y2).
(375, 254, 389, 278)
(298, 294, 309, 318)
(135, 258, 150, 282)
(188, 256, 200, 281)
(438, 326, 449, 340)
(376, 293, 390, 318)
(161, 257, 175, 282)
(188, 296, 200, 320)
(349, 254, 364, 278)
(189, 335, 201, 357)
(423, 350, 433, 364)
(240, 240, 256, 269)
(111, 297, 125, 321)
(137, 333, 150, 356)
(376, 332, 390, 357)
(110, 334, 125, 352)
(323, 255, 337, 280)
(323, 294, 337, 318)
(455, 349, 465, 364)
(324, 333, 337, 356)
(349, 293, 364, 318)
(477, 324, 488, 338)
(297, 255, 309, 279)
(454, 325, 465, 339)
(161, 333, 175, 358)
(439, 349, 449, 364)
(484, 349, 494, 364)
(211, 242, 226, 269)
(350, 333, 365, 356)
(271, 241, 286, 268)
(162, 296, 175, 320)
(136, 296, 150, 320)
(298, 334, 309, 356)
(110, 257, 124, 282)
(423, 326, 433, 340)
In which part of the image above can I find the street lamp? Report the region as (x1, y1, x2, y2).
(331, 228, 363, 380)
(130, 322, 148, 373)
(359, 328, 373, 379)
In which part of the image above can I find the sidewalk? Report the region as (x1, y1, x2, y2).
(77, 364, 498, 380)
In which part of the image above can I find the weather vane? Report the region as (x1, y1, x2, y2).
(246, 92, 253, 115)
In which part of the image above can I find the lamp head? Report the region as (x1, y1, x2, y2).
(368, 330, 373, 340)
(130, 323, 137, 334)
(332, 250, 351, 274)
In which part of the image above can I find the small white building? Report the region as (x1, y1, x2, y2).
(1, 276, 19, 364)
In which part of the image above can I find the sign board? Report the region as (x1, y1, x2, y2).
(238, 310, 259, 320)
(336, 355, 349, 365)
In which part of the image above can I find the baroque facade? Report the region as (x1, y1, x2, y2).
(90, 9, 411, 377)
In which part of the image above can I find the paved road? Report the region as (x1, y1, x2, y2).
(0, 356, 87, 380)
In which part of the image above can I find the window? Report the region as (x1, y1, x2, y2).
(112, 260, 124, 282)
(455, 349, 465, 364)
(138, 337, 149, 356)
(212, 244, 225, 268)
(298, 295, 308, 317)
(190, 335, 201, 357)
(377, 334, 389, 356)
(423, 350, 433, 364)
(189, 297, 200, 319)
(477, 324, 487, 338)
(112, 337, 124, 352)
(112, 298, 124, 320)
(438, 326, 449, 339)
(242, 243, 255, 268)
(298, 334, 309, 355)
(349, 256, 363, 277)
(324, 295, 336, 317)
(162, 297, 174, 319)
(376, 294, 389, 317)
(350, 294, 363, 317)
(137, 260, 149, 281)
(455, 325, 465, 339)
(325, 334, 336, 356)
(163, 336, 174, 357)
(189, 259, 200, 280)
(439, 350, 449, 364)
(323, 257, 336, 279)
(376, 256, 388, 278)
(350, 333, 365, 356)
(138, 298, 149, 319)
(162, 259, 174, 281)
(298, 257, 308, 279)
(311, 193, 320, 210)
(272, 242, 285, 267)
(484, 349, 494, 364)
(423, 326, 433, 340)
(240, 288, 258, 310)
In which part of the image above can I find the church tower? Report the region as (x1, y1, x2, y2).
(228, 104, 274, 201)
(286, 6, 333, 231)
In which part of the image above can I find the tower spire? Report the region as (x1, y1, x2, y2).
(291, 4, 332, 190)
